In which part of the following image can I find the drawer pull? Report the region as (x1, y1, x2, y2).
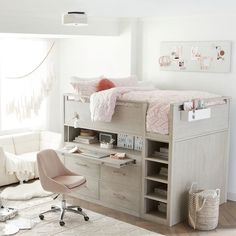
(76, 162, 88, 167)
(113, 170, 126, 176)
(113, 193, 126, 200)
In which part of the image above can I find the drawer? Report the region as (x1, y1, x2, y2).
(101, 165, 141, 189)
(73, 177, 99, 200)
(100, 181, 140, 212)
(65, 156, 100, 178)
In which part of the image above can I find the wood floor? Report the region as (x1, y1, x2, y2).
(69, 197, 236, 236)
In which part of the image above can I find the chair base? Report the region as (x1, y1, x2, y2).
(39, 199, 89, 226)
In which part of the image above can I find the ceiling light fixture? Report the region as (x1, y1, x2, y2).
(62, 12, 88, 26)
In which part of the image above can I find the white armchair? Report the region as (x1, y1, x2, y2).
(0, 131, 63, 187)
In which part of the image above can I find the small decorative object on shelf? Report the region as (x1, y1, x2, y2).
(134, 136, 143, 151)
(100, 138, 115, 149)
(99, 133, 117, 144)
(73, 112, 80, 128)
(110, 153, 127, 160)
(117, 133, 134, 149)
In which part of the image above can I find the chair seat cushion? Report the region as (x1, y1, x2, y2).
(53, 175, 86, 189)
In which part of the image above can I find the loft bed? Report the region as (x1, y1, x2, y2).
(62, 92, 230, 226)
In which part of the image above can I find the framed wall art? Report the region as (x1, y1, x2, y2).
(159, 41, 231, 73)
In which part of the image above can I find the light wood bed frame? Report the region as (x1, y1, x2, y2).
(63, 94, 230, 226)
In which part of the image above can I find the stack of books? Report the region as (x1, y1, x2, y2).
(74, 135, 98, 144)
(153, 147, 169, 159)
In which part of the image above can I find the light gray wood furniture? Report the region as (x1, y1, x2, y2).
(61, 93, 230, 226)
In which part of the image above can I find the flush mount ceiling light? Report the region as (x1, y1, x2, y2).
(62, 12, 88, 26)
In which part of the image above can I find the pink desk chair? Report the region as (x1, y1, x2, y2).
(37, 149, 89, 226)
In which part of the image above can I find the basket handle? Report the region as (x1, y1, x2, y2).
(196, 198, 206, 212)
(216, 189, 220, 197)
(190, 182, 198, 193)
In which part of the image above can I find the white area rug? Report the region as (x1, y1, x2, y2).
(0, 197, 164, 236)
(0, 180, 52, 200)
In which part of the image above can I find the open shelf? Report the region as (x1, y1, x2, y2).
(145, 198, 167, 220)
(145, 180, 167, 203)
(63, 126, 142, 159)
(145, 210, 166, 220)
(146, 139, 169, 162)
(146, 161, 168, 183)
(145, 175, 168, 184)
(145, 193, 167, 203)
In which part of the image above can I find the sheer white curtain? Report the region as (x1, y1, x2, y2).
(0, 38, 55, 131)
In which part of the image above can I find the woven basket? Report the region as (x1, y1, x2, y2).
(188, 183, 220, 231)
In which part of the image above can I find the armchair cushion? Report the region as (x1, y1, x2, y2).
(13, 132, 40, 155)
(53, 175, 86, 189)
(40, 131, 63, 150)
(0, 135, 15, 153)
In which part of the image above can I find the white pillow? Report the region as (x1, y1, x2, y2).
(137, 80, 158, 89)
(107, 75, 138, 87)
(70, 76, 103, 97)
(70, 75, 138, 96)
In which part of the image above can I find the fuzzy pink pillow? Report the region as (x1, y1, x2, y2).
(96, 79, 115, 91)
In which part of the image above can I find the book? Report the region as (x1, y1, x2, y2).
(154, 151, 168, 159)
(160, 147, 169, 154)
(74, 136, 98, 144)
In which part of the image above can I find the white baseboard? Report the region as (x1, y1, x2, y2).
(227, 192, 236, 201)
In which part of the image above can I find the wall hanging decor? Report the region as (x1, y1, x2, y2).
(1, 39, 55, 121)
(159, 41, 231, 73)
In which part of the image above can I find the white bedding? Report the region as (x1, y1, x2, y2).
(90, 88, 223, 135)
(5, 151, 36, 183)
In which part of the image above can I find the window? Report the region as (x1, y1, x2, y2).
(0, 38, 55, 132)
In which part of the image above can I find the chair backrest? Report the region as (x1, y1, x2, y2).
(37, 149, 68, 180)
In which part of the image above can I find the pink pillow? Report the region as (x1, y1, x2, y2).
(97, 79, 115, 91)
(70, 76, 103, 96)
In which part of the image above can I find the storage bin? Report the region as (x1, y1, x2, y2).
(188, 183, 220, 230)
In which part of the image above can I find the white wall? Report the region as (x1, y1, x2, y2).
(138, 15, 236, 199)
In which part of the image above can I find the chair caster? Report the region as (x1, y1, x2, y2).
(84, 216, 89, 221)
(77, 207, 82, 212)
(39, 214, 44, 220)
(51, 206, 56, 210)
(59, 221, 65, 226)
